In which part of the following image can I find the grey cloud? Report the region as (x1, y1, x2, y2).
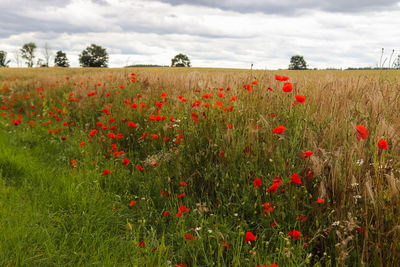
(154, 0, 400, 14)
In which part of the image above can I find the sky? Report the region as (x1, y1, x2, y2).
(1, 0, 400, 69)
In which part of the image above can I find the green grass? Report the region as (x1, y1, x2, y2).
(0, 68, 399, 266)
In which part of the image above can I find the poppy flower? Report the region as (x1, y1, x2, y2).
(263, 202, 274, 213)
(316, 198, 325, 203)
(252, 80, 258, 85)
(245, 232, 257, 243)
(273, 126, 286, 134)
(180, 181, 187, 187)
(164, 211, 170, 216)
(267, 176, 282, 193)
(253, 178, 262, 188)
(185, 234, 195, 241)
(179, 205, 190, 212)
(138, 240, 145, 248)
(128, 121, 137, 128)
(288, 229, 301, 240)
(302, 151, 313, 158)
(122, 158, 129, 166)
(378, 139, 388, 150)
(177, 193, 185, 198)
(356, 125, 369, 140)
(223, 240, 231, 250)
(89, 129, 98, 137)
(104, 170, 110, 176)
(290, 173, 302, 184)
(294, 95, 306, 104)
(245, 84, 252, 92)
(282, 82, 293, 92)
(136, 165, 144, 171)
(129, 200, 136, 206)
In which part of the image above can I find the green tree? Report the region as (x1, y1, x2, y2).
(20, 42, 37, 67)
(79, 44, 109, 67)
(171, 53, 191, 67)
(54, 50, 70, 67)
(289, 55, 307, 70)
(0, 50, 11, 67)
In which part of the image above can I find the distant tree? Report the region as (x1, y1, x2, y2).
(54, 50, 70, 67)
(0, 50, 11, 67)
(79, 44, 109, 67)
(42, 42, 51, 67)
(289, 55, 307, 70)
(171, 53, 191, 67)
(393, 55, 400, 69)
(21, 42, 37, 67)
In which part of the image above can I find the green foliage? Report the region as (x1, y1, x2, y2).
(20, 42, 37, 67)
(289, 55, 308, 70)
(79, 44, 109, 67)
(54, 50, 70, 67)
(0, 50, 11, 67)
(171, 53, 191, 67)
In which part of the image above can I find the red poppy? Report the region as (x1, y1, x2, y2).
(122, 158, 129, 166)
(267, 176, 282, 193)
(356, 125, 369, 140)
(246, 84, 252, 92)
(263, 202, 274, 213)
(136, 165, 144, 171)
(288, 229, 301, 240)
(89, 129, 98, 137)
(128, 121, 137, 128)
(179, 205, 190, 212)
(177, 193, 185, 198)
(152, 134, 159, 139)
(316, 198, 325, 203)
(253, 178, 262, 188)
(185, 234, 195, 241)
(180, 181, 187, 187)
(245, 232, 257, 243)
(223, 240, 231, 250)
(378, 139, 388, 150)
(282, 82, 293, 92)
(138, 240, 145, 248)
(129, 200, 136, 206)
(273, 126, 286, 134)
(290, 173, 302, 184)
(164, 211, 170, 216)
(302, 151, 313, 158)
(252, 80, 258, 85)
(294, 95, 306, 104)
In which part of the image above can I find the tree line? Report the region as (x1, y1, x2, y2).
(0, 43, 192, 68)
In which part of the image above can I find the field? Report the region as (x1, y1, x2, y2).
(0, 67, 399, 266)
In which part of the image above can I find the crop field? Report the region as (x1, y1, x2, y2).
(0, 67, 399, 266)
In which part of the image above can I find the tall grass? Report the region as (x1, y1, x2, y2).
(0, 67, 399, 266)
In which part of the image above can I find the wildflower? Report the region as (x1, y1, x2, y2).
(253, 178, 262, 188)
(263, 202, 274, 213)
(267, 176, 282, 193)
(245, 232, 257, 243)
(245, 84, 252, 92)
(138, 240, 145, 248)
(332, 221, 340, 226)
(288, 229, 301, 240)
(273, 126, 286, 134)
(177, 193, 185, 198)
(356, 125, 369, 140)
(378, 139, 388, 150)
(302, 151, 313, 158)
(164, 211, 170, 216)
(89, 129, 98, 137)
(103, 170, 110, 176)
(128, 121, 137, 128)
(180, 181, 187, 187)
(185, 234, 195, 241)
(223, 240, 231, 250)
(290, 173, 302, 184)
(316, 198, 325, 203)
(122, 158, 129, 167)
(294, 95, 306, 104)
(282, 82, 293, 92)
(136, 165, 144, 171)
(129, 200, 136, 206)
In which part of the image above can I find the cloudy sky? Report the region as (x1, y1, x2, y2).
(1, 0, 400, 69)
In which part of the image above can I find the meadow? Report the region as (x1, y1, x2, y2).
(0, 67, 399, 266)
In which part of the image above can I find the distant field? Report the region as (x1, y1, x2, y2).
(0, 67, 399, 266)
